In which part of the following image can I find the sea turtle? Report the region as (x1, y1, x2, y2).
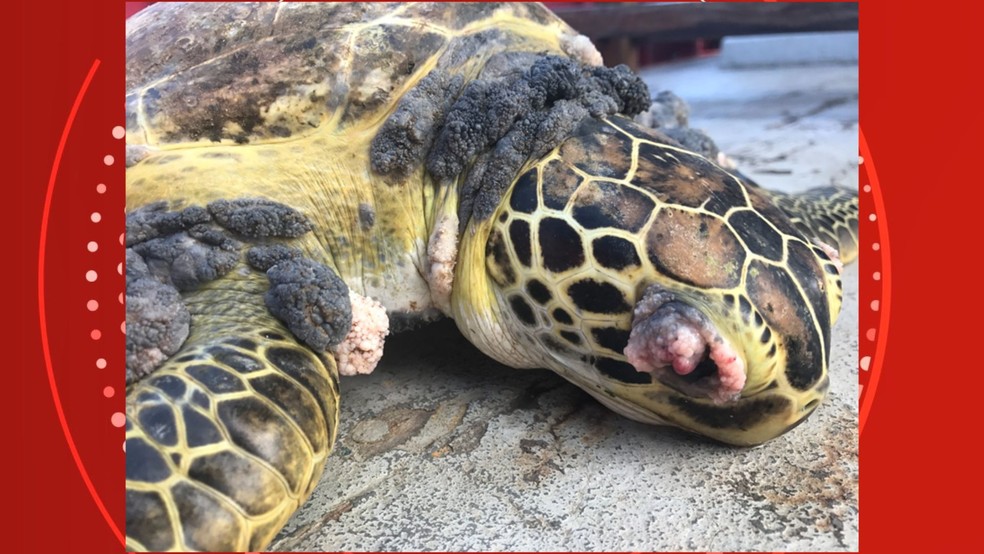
(124, 3, 859, 551)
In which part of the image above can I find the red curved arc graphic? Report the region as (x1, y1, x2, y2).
(37, 59, 125, 546)
(858, 127, 889, 436)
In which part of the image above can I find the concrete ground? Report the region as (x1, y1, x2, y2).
(273, 38, 859, 552)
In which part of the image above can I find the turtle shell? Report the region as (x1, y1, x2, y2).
(125, 2, 591, 148)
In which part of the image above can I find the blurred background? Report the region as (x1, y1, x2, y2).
(547, 2, 857, 71)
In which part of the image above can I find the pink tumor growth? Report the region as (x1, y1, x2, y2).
(624, 287, 746, 404)
(624, 310, 707, 376)
(333, 291, 390, 376)
(815, 239, 843, 274)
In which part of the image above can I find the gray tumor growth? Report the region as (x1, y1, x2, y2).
(370, 70, 465, 177)
(125, 202, 211, 246)
(246, 244, 304, 272)
(125, 248, 191, 384)
(125, 204, 245, 382)
(207, 198, 313, 239)
(370, 54, 651, 229)
(457, 98, 589, 231)
(426, 56, 650, 180)
(264, 258, 353, 352)
(125, 198, 318, 383)
(634, 90, 721, 161)
(124, 198, 352, 381)
(130, 227, 241, 291)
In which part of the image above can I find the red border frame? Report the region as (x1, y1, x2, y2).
(11, 0, 978, 552)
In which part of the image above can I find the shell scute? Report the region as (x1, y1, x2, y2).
(341, 26, 449, 125)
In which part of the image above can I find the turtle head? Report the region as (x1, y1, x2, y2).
(451, 116, 846, 446)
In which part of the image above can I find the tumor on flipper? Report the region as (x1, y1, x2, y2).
(263, 258, 353, 352)
(131, 227, 240, 291)
(125, 249, 191, 384)
(125, 201, 211, 246)
(332, 291, 390, 376)
(125, 203, 244, 382)
(246, 244, 304, 272)
(127, 202, 243, 291)
(207, 198, 313, 239)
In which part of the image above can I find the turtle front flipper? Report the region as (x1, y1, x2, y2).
(125, 314, 339, 552)
(768, 186, 860, 265)
(124, 209, 360, 551)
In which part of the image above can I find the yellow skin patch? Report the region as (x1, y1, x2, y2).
(127, 128, 436, 314)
